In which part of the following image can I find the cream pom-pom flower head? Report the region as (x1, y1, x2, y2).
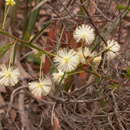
(28, 77, 52, 98)
(52, 70, 66, 84)
(77, 47, 92, 64)
(0, 65, 20, 87)
(93, 56, 102, 64)
(5, 0, 16, 6)
(73, 24, 95, 45)
(54, 49, 80, 72)
(105, 40, 120, 60)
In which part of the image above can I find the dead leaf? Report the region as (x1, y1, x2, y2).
(43, 56, 52, 74)
(79, 72, 89, 80)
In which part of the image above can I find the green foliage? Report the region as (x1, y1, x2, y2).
(109, 84, 121, 90)
(23, 0, 42, 41)
(26, 53, 41, 64)
(0, 43, 13, 58)
(126, 66, 130, 78)
(29, 20, 51, 44)
(117, 5, 130, 11)
(100, 99, 108, 108)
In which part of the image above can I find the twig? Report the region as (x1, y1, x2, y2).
(51, 103, 56, 127)
(31, 0, 49, 12)
(20, 51, 33, 61)
(90, 0, 111, 21)
(6, 86, 27, 116)
(89, 0, 130, 52)
(69, 96, 103, 103)
(18, 81, 32, 130)
(58, 0, 75, 20)
(50, 95, 103, 103)
(0, 29, 56, 57)
(108, 114, 116, 130)
(80, 0, 107, 46)
(0, 103, 19, 110)
(111, 90, 126, 130)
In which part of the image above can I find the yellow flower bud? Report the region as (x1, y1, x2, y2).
(6, 0, 16, 6)
(93, 56, 102, 63)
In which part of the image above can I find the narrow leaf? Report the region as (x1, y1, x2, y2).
(0, 44, 13, 58)
(117, 5, 130, 11)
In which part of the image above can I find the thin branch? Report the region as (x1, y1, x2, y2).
(0, 29, 56, 57)
(6, 86, 27, 116)
(80, 0, 107, 46)
(111, 90, 126, 130)
(18, 81, 32, 130)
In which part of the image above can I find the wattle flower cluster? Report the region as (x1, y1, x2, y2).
(0, 24, 120, 99)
